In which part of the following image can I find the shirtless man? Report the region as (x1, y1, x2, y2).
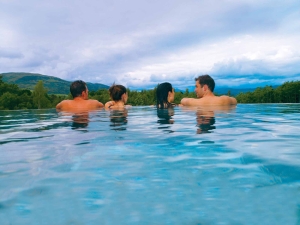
(56, 80, 104, 112)
(181, 75, 237, 106)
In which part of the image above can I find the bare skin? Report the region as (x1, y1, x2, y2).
(181, 81, 237, 106)
(105, 93, 131, 110)
(168, 89, 175, 103)
(56, 89, 104, 112)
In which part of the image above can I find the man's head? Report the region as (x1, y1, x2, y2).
(70, 80, 88, 99)
(194, 75, 215, 98)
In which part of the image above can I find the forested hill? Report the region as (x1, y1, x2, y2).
(0, 72, 109, 94)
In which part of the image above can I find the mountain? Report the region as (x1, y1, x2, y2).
(0, 72, 109, 94)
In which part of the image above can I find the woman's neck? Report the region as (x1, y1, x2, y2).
(112, 100, 125, 108)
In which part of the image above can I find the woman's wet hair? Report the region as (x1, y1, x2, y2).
(156, 82, 173, 109)
(70, 80, 87, 98)
(109, 84, 127, 101)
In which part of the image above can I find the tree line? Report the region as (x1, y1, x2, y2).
(236, 81, 300, 103)
(0, 76, 196, 110)
(1, 75, 299, 110)
(0, 76, 65, 110)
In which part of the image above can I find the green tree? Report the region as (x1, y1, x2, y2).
(236, 81, 300, 103)
(32, 80, 50, 109)
(0, 92, 19, 110)
(89, 89, 110, 103)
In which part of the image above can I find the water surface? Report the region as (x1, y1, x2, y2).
(1, 104, 300, 225)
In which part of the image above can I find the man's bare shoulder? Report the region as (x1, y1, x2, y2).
(88, 99, 104, 107)
(219, 95, 237, 105)
(58, 100, 72, 104)
(56, 100, 72, 109)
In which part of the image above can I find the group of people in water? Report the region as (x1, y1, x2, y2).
(56, 74, 237, 112)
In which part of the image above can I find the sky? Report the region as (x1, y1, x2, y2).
(0, 0, 300, 90)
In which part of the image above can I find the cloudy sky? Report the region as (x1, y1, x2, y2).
(0, 0, 299, 89)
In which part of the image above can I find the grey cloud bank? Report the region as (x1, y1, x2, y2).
(0, 0, 299, 89)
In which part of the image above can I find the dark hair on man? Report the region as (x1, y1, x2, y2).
(70, 80, 87, 98)
(156, 82, 173, 109)
(109, 84, 127, 101)
(195, 75, 215, 92)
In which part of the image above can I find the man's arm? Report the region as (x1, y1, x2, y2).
(230, 97, 237, 105)
(180, 98, 200, 106)
(221, 96, 237, 105)
(88, 100, 104, 109)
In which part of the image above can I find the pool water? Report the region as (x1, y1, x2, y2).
(1, 104, 300, 225)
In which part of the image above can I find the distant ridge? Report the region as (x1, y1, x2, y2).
(0, 72, 109, 94)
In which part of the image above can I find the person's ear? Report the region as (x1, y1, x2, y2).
(203, 84, 208, 91)
(122, 93, 126, 100)
(82, 89, 88, 98)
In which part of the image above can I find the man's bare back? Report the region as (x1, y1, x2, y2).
(181, 75, 237, 106)
(56, 99, 103, 112)
(56, 80, 104, 112)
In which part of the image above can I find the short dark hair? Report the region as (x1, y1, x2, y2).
(109, 84, 127, 101)
(70, 80, 87, 98)
(195, 75, 215, 92)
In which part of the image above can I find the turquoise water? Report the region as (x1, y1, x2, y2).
(1, 104, 300, 225)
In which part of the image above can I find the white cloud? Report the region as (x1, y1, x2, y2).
(112, 33, 300, 88)
(0, 0, 299, 88)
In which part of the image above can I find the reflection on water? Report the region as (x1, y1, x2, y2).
(71, 112, 90, 129)
(1, 105, 300, 225)
(196, 109, 216, 134)
(194, 105, 236, 134)
(109, 109, 128, 131)
(157, 108, 174, 124)
(58, 111, 90, 130)
(157, 108, 175, 133)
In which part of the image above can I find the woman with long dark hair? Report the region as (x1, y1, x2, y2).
(156, 82, 175, 109)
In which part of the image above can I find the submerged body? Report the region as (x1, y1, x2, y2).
(1, 105, 299, 225)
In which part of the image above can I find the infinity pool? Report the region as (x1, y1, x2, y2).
(1, 104, 300, 225)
